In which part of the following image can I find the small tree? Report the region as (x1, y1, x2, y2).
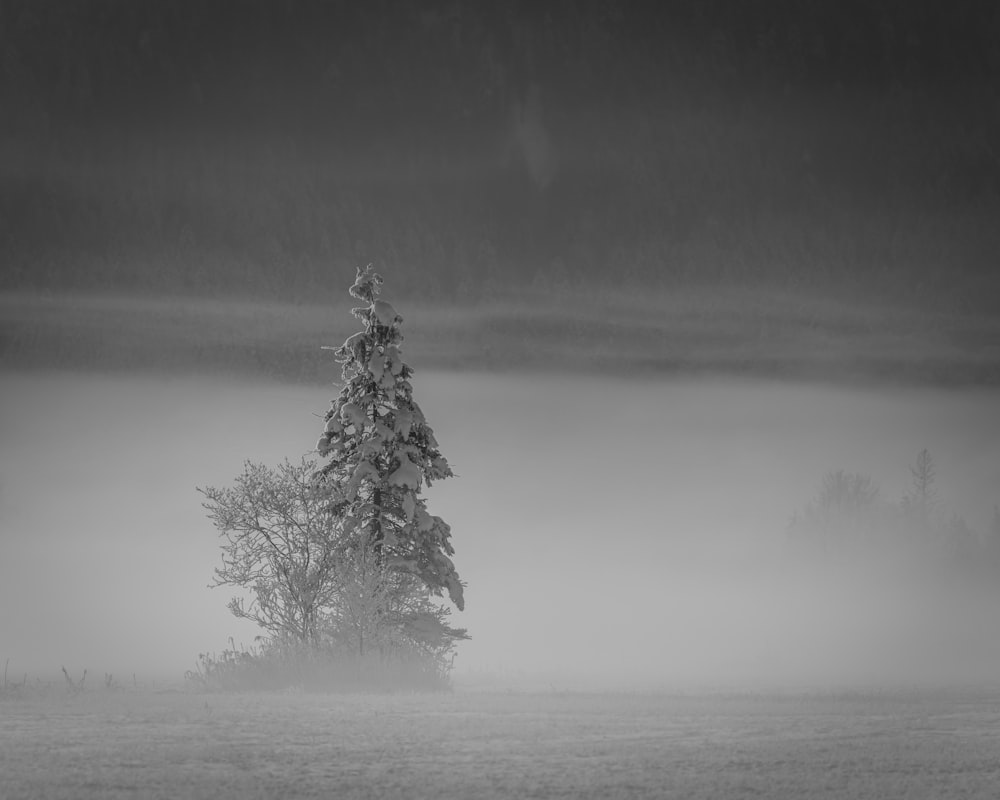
(786, 469, 882, 554)
(902, 448, 937, 536)
(200, 459, 348, 648)
(314, 265, 466, 653)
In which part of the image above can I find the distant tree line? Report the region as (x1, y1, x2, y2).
(787, 449, 1000, 572)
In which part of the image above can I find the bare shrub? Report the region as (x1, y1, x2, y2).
(787, 469, 885, 556)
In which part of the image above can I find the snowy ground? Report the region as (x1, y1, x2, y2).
(2, 686, 999, 799)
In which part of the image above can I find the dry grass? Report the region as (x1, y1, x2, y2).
(1, 685, 998, 799)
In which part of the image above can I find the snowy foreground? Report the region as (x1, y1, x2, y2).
(2, 687, 998, 799)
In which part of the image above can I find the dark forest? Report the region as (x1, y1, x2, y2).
(2, 1, 998, 307)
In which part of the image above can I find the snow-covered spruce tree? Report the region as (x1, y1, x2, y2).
(314, 265, 466, 659)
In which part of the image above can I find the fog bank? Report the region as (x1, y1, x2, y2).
(1, 371, 998, 689)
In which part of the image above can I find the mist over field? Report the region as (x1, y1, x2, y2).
(3, 367, 998, 690)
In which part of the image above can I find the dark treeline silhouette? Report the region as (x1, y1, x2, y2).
(2, 1, 998, 302)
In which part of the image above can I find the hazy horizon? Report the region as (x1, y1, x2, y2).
(3, 367, 998, 691)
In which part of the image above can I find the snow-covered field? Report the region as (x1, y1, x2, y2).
(2, 686, 999, 799)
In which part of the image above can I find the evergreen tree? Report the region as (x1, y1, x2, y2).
(315, 266, 465, 612)
(909, 449, 936, 510)
(195, 266, 466, 689)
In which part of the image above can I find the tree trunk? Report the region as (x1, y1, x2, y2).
(372, 487, 383, 563)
